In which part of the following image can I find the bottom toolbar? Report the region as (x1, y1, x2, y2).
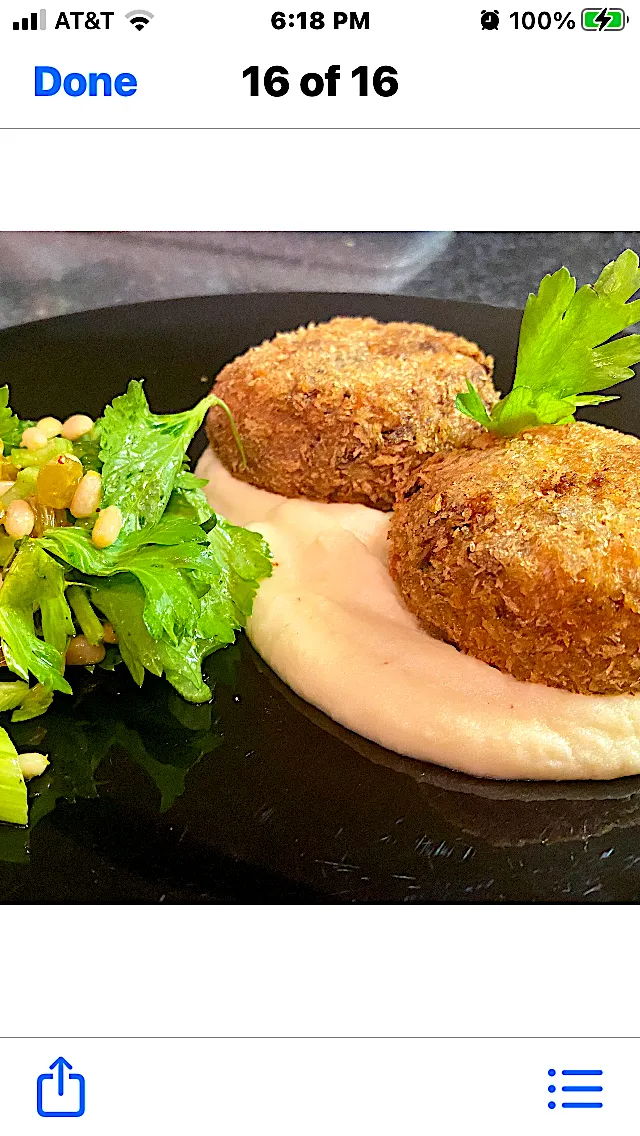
(0, 1038, 635, 1135)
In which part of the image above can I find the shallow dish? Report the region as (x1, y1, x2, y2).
(0, 292, 638, 903)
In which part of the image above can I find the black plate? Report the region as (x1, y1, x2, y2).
(0, 292, 639, 905)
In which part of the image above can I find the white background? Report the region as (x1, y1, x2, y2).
(3, 128, 639, 230)
(5, 908, 640, 1036)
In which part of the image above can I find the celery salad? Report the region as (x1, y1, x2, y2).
(0, 380, 271, 826)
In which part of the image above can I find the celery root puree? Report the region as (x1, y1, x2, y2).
(198, 449, 640, 783)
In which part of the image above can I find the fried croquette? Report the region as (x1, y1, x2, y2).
(388, 421, 640, 696)
(206, 316, 498, 511)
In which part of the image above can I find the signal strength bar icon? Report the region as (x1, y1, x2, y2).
(12, 8, 46, 29)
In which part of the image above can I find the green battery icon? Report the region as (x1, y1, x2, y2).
(581, 7, 626, 29)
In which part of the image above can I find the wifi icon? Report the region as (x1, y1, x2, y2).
(125, 9, 154, 30)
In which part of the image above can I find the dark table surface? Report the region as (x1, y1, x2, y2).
(407, 232, 640, 306)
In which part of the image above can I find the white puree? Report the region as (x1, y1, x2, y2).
(197, 449, 640, 781)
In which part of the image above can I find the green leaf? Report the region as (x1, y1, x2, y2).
(71, 426, 102, 472)
(120, 548, 205, 642)
(205, 518, 273, 632)
(41, 517, 215, 646)
(175, 471, 209, 492)
(514, 265, 578, 392)
(460, 250, 640, 436)
(0, 543, 71, 694)
(89, 574, 212, 701)
(454, 381, 491, 428)
(40, 568, 75, 657)
(0, 681, 29, 713)
(0, 386, 33, 451)
(166, 470, 216, 524)
(86, 520, 271, 704)
(0, 534, 16, 568)
(0, 724, 27, 825)
(11, 683, 54, 722)
(41, 514, 208, 570)
(573, 394, 620, 407)
(99, 380, 241, 535)
(489, 386, 542, 433)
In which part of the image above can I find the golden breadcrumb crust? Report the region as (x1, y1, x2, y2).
(388, 422, 640, 696)
(206, 316, 497, 510)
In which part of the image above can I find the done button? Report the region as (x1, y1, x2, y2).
(35, 67, 138, 96)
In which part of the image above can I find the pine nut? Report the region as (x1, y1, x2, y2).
(102, 622, 118, 644)
(18, 752, 49, 779)
(61, 414, 94, 441)
(0, 481, 15, 498)
(70, 471, 102, 518)
(65, 635, 106, 666)
(4, 499, 35, 538)
(21, 427, 48, 450)
(92, 505, 122, 549)
(37, 417, 63, 440)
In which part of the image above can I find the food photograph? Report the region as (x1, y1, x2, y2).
(1, 230, 640, 904)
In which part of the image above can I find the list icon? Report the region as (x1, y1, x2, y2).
(548, 1067, 603, 1109)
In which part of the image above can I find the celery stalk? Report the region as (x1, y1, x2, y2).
(2, 466, 38, 506)
(10, 438, 72, 469)
(67, 585, 104, 645)
(0, 726, 27, 825)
